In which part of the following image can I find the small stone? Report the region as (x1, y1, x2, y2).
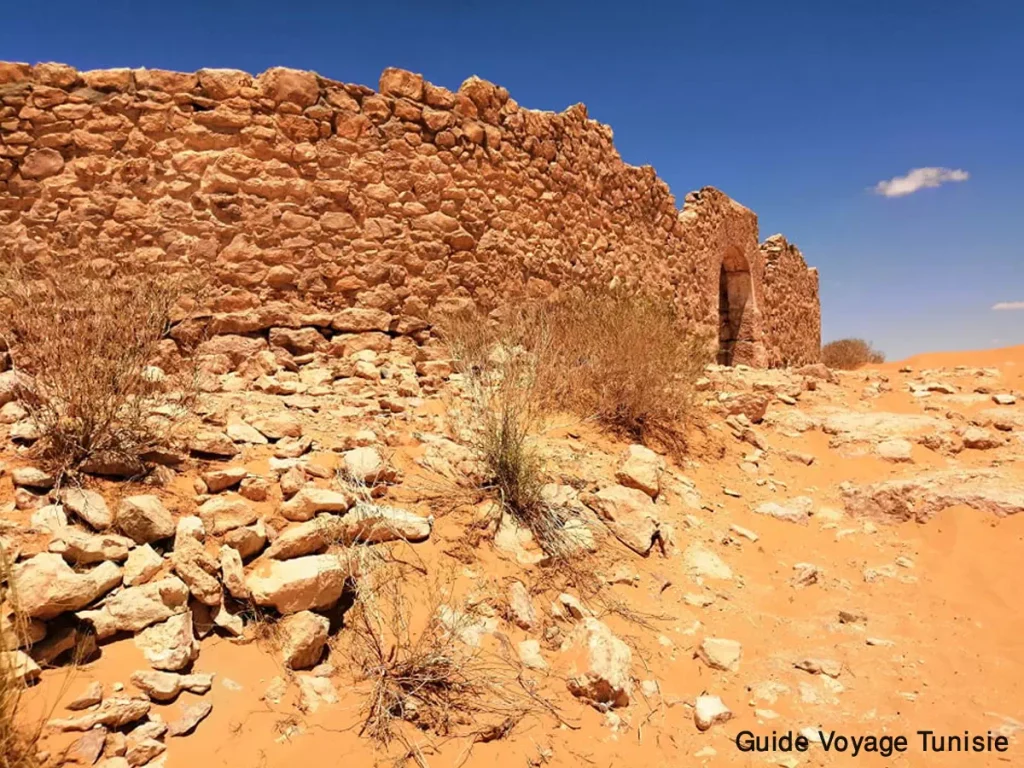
(167, 701, 212, 737)
(123, 545, 164, 587)
(60, 488, 114, 530)
(517, 640, 548, 670)
(134, 612, 199, 671)
(117, 496, 175, 544)
(795, 658, 843, 678)
(201, 466, 247, 493)
(66, 681, 104, 710)
(296, 675, 338, 714)
(614, 444, 664, 499)
(993, 394, 1016, 405)
(695, 638, 742, 672)
(876, 438, 913, 463)
(694, 694, 732, 731)
(278, 611, 330, 670)
(507, 581, 537, 630)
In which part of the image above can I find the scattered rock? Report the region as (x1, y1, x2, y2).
(50, 529, 134, 565)
(614, 444, 664, 499)
(66, 681, 104, 710)
(694, 695, 732, 731)
(246, 553, 351, 614)
(167, 701, 213, 737)
(564, 617, 632, 709)
(60, 488, 114, 530)
(134, 611, 199, 671)
(754, 496, 813, 524)
(12, 553, 122, 620)
(117, 496, 175, 544)
(696, 638, 742, 672)
(582, 485, 659, 555)
(50, 698, 151, 731)
(993, 394, 1016, 405)
(278, 611, 330, 670)
(130, 670, 212, 702)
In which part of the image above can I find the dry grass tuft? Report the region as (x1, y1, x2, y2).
(0, 262, 203, 480)
(347, 561, 531, 750)
(439, 290, 710, 454)
(1, 547, 40, 768)
(821, 338, 885, 370)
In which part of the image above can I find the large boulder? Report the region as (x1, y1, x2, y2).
(563, 618, 632, 709)
(12, 553, 121, 620)
(246, 554, 351, 614)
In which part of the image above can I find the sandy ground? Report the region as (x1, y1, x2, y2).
(11, 345, 1024, 768)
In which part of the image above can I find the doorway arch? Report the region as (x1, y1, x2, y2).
(717, 247, 753, 365)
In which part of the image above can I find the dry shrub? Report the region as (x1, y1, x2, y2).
(0, 263, 202, 479)
(538, 292, 710, 449)
(347, 560, 530, 749)
(440, 290, 710, 453)
(821, 338, 885, 370)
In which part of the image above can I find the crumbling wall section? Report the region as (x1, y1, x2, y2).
(760, 234, 821, 366)
(0, 60, 819, 366)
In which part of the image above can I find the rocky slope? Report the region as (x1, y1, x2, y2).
(3, 344, 1023, 767)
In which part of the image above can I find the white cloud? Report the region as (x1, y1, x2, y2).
(992, 301, 1024, 311)
(873, 167, 969, 198)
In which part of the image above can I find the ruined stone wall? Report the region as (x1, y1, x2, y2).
(0, 60, 820, 366)
(760, 235, 822, 366)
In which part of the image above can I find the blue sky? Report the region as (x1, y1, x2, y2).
(4, 0, 1022, 359)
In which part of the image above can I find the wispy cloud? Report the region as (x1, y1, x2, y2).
(992, 301, 1024, 311)
(874, 167, 969, 198)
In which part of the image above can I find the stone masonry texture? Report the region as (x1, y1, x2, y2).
(0, 61, 821, 366)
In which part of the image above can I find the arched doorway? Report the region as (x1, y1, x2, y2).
(717, 248, 753, 365)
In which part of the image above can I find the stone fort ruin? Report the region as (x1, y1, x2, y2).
(0, 61, 821, 367)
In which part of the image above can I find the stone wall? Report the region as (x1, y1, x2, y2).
(0, 60, 820, 366)
(760, 234, 822, 367)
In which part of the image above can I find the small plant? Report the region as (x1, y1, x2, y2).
(821, 338, 885, 370)
(0, 262, 202, 479)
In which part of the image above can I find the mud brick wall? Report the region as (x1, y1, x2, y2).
(0, 61, 821, 366)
